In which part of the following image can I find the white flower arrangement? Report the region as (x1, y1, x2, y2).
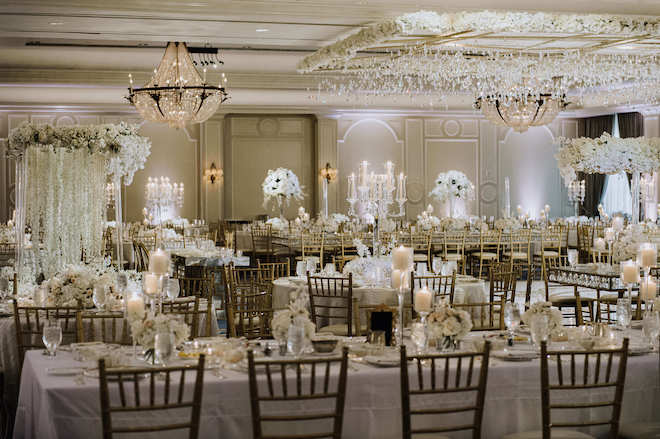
(611, 225, 648, 262)
(266, 217, 289, 231)
(427, 301, 473, 340)
(37, 264, 126, 308)
(416, 211, 441, 231)
(129, 313, 190, 350)
(429, 170, 475, 203)
(298, 11, 660, 73)
(522, 302, 563, 335)
(271, 296, 316, 342)
(316, 213, 351, 233)
(262, 168, 304, 210)
(556, 133, 660, 185)
(494, 217, 522, 232)
(439, 217, 467, 231)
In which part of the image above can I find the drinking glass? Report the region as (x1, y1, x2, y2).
(432, 258, 443, 274)
(154, 332, 175, 365)
(503, 302, 522, 339)
(567, 249, 578, 267)
(306, 259, 317, 275)
(295, 261, 306, 278)
(287, 319, 306, 358)
(93, 286, 108, 311)
(616, 298, 632, 329)
(530, 314, 550, 350)
(323, 263, 336, 275)
(642, 309, 660, 345)
(166, 278, 180, 301)
(42, 320, 63, 358)
(368, 330, 386, 355)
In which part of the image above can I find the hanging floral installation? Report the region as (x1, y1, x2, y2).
(555, 132, 660, 185)
(7, 122, 151, 278)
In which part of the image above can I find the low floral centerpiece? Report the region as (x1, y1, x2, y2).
(271, 296, 316, 346)
(427, 301, 473, 350)
(262, 168, 304, 218)
(129, 313, 190, 361)
(36, 264, 125, 308)
(417, 205, 440, 231)
(522, 302, 563, 335)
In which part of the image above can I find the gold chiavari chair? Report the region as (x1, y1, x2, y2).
(98, 355, 205, 439)
(409, 231, 432, 270)
(226, 280, 273, 339)
(410, 272, 456, 305)
(13, 301, 80, 363)
(228, 265, 271, 288)
(162, 297, 213, 339)
(298, 232, 324, 270)
(454, 297, 505, 330)
(400, 342, 491, 439)
(443, 231, 466, 275)
(307, 272, 353, 336)
(534, 229, 562, 280)
(470, 229, 501, 279)
(251, 224, 274, 264)
(334, 233, 359, 272)
(543, 257, 596, 326)
(76, 312, 131, 345)
(177, 272, 215, 301)
(577, 224, 595, 264)
(502, 229, 532, 275)
(503, 339, 630, 439)
(257, 260, 290, 281)
(132, 241, 150, 272)
(489, 263, 519, 303)
(247, 347, 349, 439)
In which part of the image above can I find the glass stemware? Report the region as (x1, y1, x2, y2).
(503, 302, 522, 342)
(530, 314, 550, 350)
(166, 278, 180, 301)
(93, 286, 108, 311)
(287, 317, 306, 358)
(42, 319, 63, 358)
(616, 298, 632, 329)
(295, 261, 306, 278)
(154, 332, 174, 366)
(567, 249, 578, 267)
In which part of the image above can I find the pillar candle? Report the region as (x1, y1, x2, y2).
(638, 243, 657, 268)
(392, 245, 413, 270)
(391, 269, 402, 289)
(126, 294, 146, 320)
(640, 277, 657, 300)
(149, 248, 170, 274)
(143, 273, 159, 295)
(604, 227, 615, 242)
(414, 286, 433, 313)
(621, 260, 639, 284)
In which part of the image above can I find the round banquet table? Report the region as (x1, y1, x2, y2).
(272, 275, 488, 310)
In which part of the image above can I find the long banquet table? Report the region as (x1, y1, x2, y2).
(14, 330, 659, 439)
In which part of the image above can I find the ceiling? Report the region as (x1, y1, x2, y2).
(2, 0, 660, 111)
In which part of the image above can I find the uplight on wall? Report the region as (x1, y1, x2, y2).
(204, 162, 223, 184)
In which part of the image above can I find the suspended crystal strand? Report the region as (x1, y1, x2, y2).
(632, 171, 641, 225)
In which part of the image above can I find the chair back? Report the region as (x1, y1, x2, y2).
(307, 273, 353, 336)
(507, 229, 531, 259)
(0, 243, 16, 267)
(479, 229, 501, 254)
(132, 241, 150, 272)
(76, 311, 131, 345)
(257, 260, 290, 281)
(251, 225, 274, 262)
(410, 272, 456, 305)
(98, 355, 205, 439)
(301, 233, 324, 268)
(454, 297, 505, 330)
(539, 338, 629, 439)
(400, 342, 491, 439)
(13, 301, 80, 362)
(488, 263, 518, 302)
(178, 274, 214, 300)
(229, 282, 273, 339)
(162, 297, 213, 339)
(247, 347, 348, 439)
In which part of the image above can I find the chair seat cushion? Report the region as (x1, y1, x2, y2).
(549, 293, 596, 304)
(473, 252, 497, 259)
(509, 251, 529, 260)
(503, 430, 594, 439)
(534, 250, 559, 257)
(444, 253, 462, 261)
(413, 254, 428, 262)
(619, 422, 660, 438)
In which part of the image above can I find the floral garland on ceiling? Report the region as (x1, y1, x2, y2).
(555, 132, 660, 185)
(298, 10, 660, 73)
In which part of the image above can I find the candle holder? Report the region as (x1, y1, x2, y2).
(417, 311, 430, 353)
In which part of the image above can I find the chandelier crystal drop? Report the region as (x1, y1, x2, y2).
(475, 94, 567, 133)
(127, 42, 229, 128)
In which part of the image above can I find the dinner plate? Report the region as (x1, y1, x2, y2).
(492, 349, 538, 361)
(364, 355, 399, 367)
(47, 367, 85, 376)
(628, 344, 653, 356)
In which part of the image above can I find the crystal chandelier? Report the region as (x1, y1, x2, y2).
(127, 42, 229, 128)
(145, 176, 184, 224)
(475, 94, 567, 133)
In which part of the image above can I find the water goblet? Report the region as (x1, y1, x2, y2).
(306, 259, 317, 275)
(42, 319, 63, 358)
(93, 286, 108, 311)
(295, 261, 306, 278)
(166, 278, 180, 301)
(567, 249, 578, 267)
(616, 298, 632, 329)
(154, 332, 175, 366)
(503, 302, 522, 343)
(530, 314, 550, 350)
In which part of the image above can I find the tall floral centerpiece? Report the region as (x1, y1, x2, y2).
(7, 122, 151, 279)
(556, 133, 660, 224)
(429, 170, 475, 218)
(262, 168, 304, 220)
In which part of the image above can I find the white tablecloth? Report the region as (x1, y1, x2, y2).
(272, 277, 488, 311)
(170, 250, 250, 268)
(13, 331, 660, 439)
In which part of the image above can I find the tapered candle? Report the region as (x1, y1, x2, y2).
(126, 294, 146, 320)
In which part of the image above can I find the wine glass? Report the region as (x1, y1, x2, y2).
(165, 278, 180, 301)
(567, 249, 578, 267)
(42, 320, 63, 358)
(116, 273, 128, 294)
(503, 302, 522, 341)
(287, 318, 306, 358)
(368, 330, 386, 355)
(154, 332, 175, 366)
(93, 286, 108, 311)
(530, 314, 550, 350)
(295, 261, 306, 278)
(432, 257, 443, 275)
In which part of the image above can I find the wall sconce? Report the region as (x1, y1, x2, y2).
(319, 162, 338, 182)
(204, 162, 223, 184)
